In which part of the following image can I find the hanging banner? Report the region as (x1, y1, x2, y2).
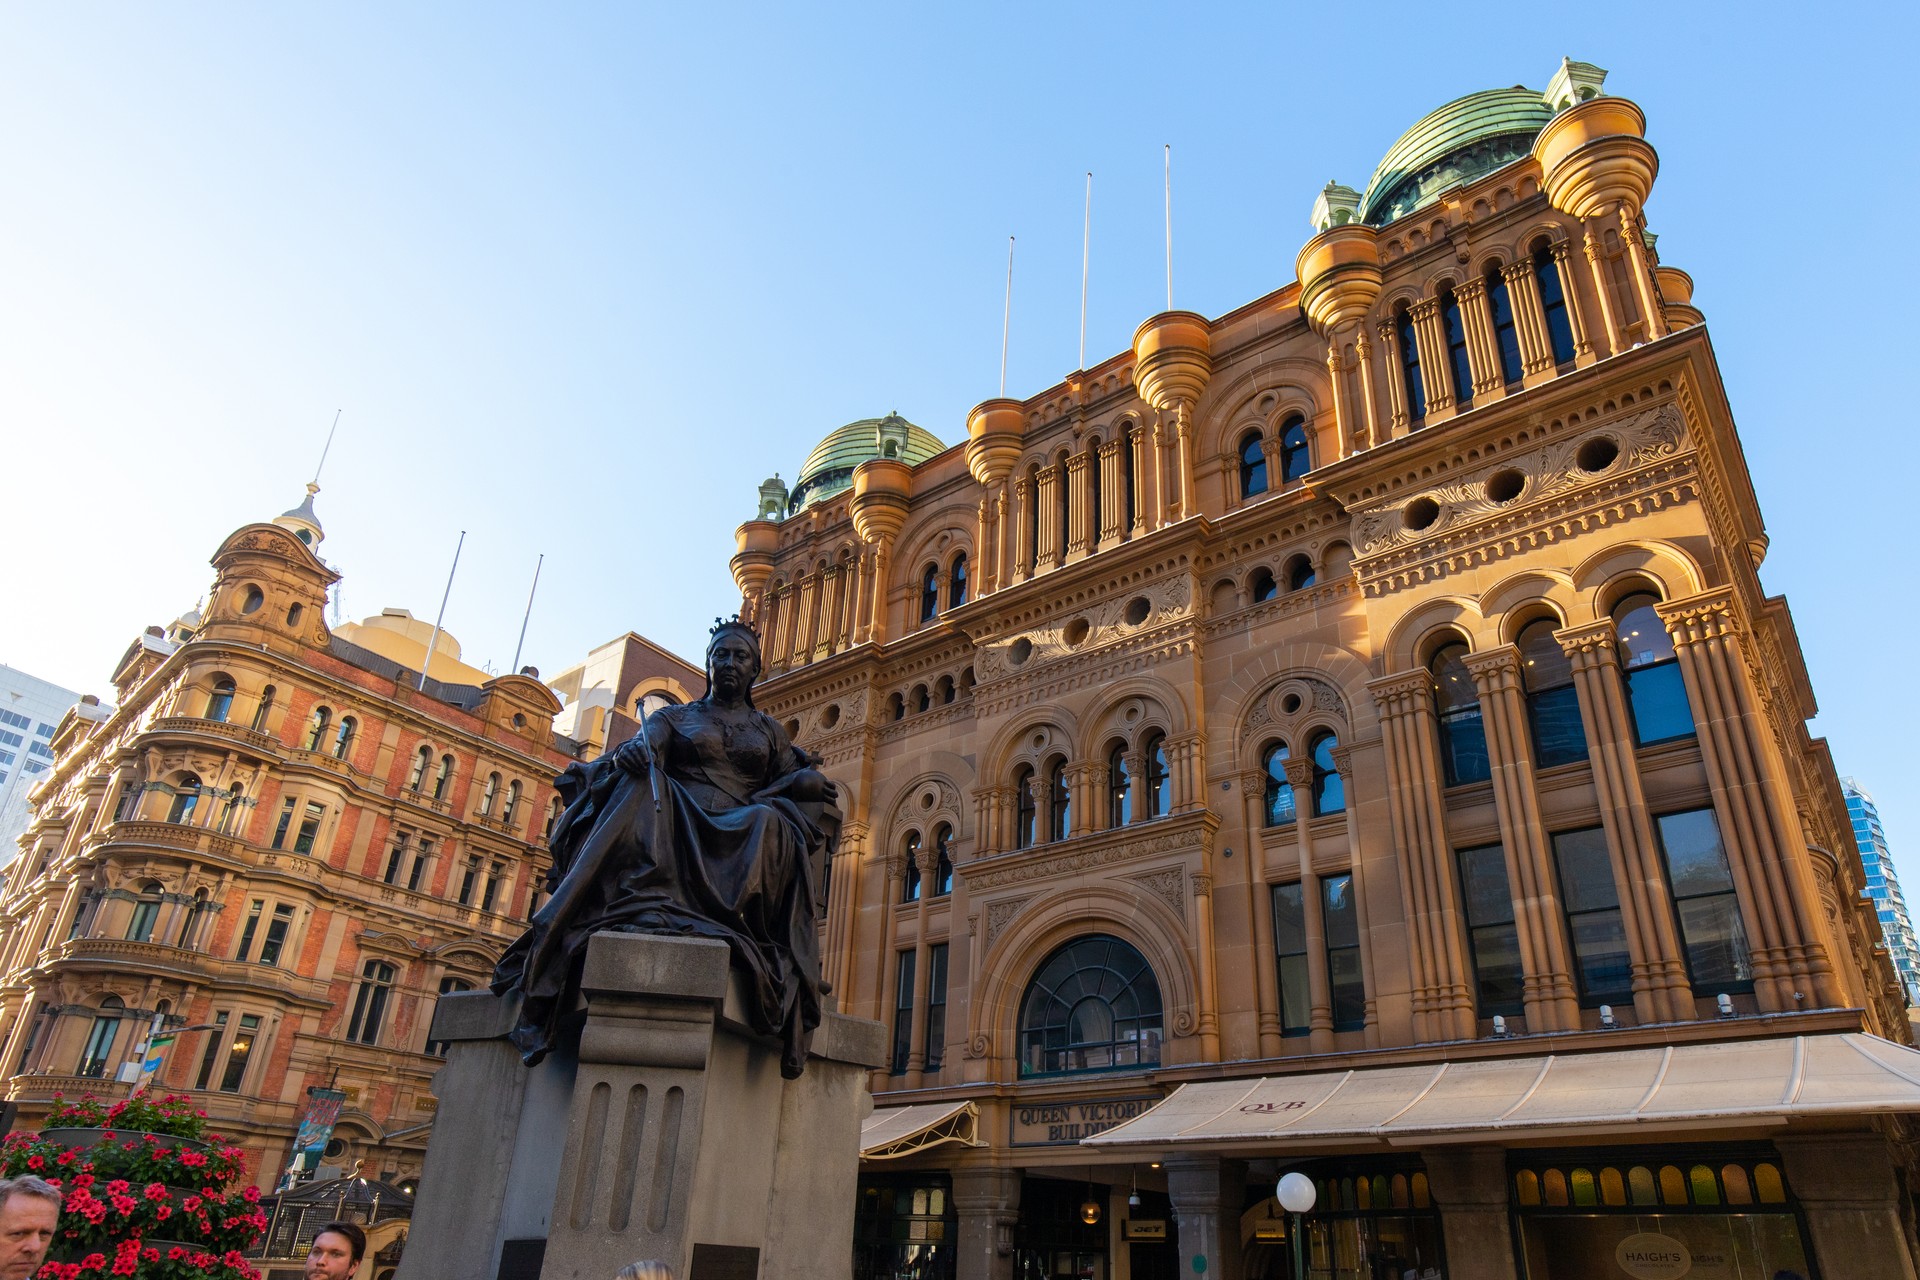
(291, 1088, 348, 1170)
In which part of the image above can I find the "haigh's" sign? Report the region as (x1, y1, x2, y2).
(1011, 1096, 1159, 1146)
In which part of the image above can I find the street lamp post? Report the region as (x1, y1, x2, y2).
(1276, 1172, 1317, 1280)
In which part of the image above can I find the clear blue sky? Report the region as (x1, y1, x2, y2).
(5, 5, 1918, 879)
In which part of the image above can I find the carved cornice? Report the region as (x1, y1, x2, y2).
(963, 812, 1216, 892)
(1367, 670, 1435, 720)
(1461, 645, 1524, 694)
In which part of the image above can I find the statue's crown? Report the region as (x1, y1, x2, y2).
(710, 614, 759, 641)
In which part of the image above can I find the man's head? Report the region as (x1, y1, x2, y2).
(304, 1220, 366, 1280)
(0, 1176, 60, 1280)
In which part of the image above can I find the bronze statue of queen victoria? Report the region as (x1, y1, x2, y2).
(493, 618, 838, 1078)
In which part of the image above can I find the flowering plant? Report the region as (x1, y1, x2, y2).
(2, 1093, 265, 1279)
(41, 1092, 209, 1143)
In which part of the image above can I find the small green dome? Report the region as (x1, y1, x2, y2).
(789, 413, 944, 513)
(1360, 86, 1554, 227)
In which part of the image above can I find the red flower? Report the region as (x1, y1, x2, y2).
(25, 1154, 44, 1170)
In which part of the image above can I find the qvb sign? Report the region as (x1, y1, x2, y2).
(1011, 1095, 1159, 1146)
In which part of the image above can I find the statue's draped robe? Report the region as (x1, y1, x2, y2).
(493, 704, 826, 1077)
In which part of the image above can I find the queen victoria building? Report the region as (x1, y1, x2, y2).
(728, 61, 1920, 1280)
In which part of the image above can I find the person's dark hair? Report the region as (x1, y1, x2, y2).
(315, 1220, 367, 1263)
(0, 1175, 61, 1212)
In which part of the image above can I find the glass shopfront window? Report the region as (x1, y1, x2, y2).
(1015, 1176, 1109, 1280)
(1511, 1150, 1812, 1280)
(855, 1172, 956, 1280)
(1246, 1162, 1445, 1280)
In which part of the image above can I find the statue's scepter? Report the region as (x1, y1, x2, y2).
(637, 716, 664, 816)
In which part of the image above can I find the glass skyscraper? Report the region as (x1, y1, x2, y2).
(1844, 778, 1920, 1005)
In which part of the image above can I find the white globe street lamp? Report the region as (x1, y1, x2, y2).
(1276, 1173, 1317, 1278)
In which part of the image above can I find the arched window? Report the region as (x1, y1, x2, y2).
(1262, 742, 1294, 827)
(1440, 287, 1473, 408)
(305, 707, 332, 752)
(176, 888, 212, 949)
(249, 685, 276, 732)
(1143, 733, 1171, 819)
(1279, 416, 1311, 483)
(1395, 305, 1427, 422)
(1239, 430, 1268, 499)
(933, 824, 955, 896)
(1120, 424, 1138, 533)
(937, 675, 955, 705)
(480, 772, 501, 817)
(408, 746, 432, 792)
(346, 960, 397, 1045)
(1108, 746, 1132, 828)
(889, 693, 906, 722)
(167, 775, 202, 825)
(1056, 456, 1070, 566)
(949, 552, 969, 609)
(1614, 592, 1693, 744)
(1286, 555, 1316, 592)
(1018, 935, 1163, 1076)
(920, 564, 941, 623)
(1485, 263, 1524, 385)
(1249, 568, 1277, 603)
(1046, 759, 1071, 843)
(1087, 443, 1103, 547)
(914, 684, 931, 714)
(126, 881, 164, 943)
(544, 797, 563, 842)
(204, 679, 235, 723)
(1310, 732, 1344, 816)
(1431, 643, 1490, 785)
(433, 754, 455, 800)
(503, 780, 523, 825)
(1025, 464, 1042, 575)
(332, 716, 357, 760)
(1518, 619, 1585, 767)
(1014, 766, 1037, 850)
(901, 832, 923, 903)
(1533, 241, 1577, 366)
(77, 996, 125, 1078)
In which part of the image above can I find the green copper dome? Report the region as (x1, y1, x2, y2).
(788, 413, 944, 513)
(1359, 86, 1554, 227)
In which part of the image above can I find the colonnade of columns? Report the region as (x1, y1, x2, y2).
(1366, 588, 1841, 1039)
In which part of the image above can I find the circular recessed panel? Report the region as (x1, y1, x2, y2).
(1486, 469, 1525, 504)
(1577, 436, 1621, 473)
(822, 704, 841, 729)
(1281, 693, 1302, 715)
(1404, 497, 1440, 531)
(1063, 618, 1091, 648)
(1123, 596, 1151, 626)
(1009, 637, 1033, 666)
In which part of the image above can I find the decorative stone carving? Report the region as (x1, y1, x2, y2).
(1130, 867, 1186, 918)
(984, 897, 1031, 952)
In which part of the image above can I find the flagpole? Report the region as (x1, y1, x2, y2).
(1000, 235, 1015, 397)
(313, 409, 341, 485)
(418, 531, 465, 692)
(510, 553, 544, 673)
(1080, 173, 1092, 371)
(1164, 144, 1173, 312)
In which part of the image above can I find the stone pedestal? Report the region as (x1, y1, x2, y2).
(397, 933, 887, 1280)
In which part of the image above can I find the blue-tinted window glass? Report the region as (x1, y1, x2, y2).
(1552, 827, 1633, 1006)
(1239, 431, 1268, 498)
(1280, 417, 1311, 482)
(1310, 733, 1344, 817)
(1519, 619, 1587, 768)
(1324, 875, 1365, 1029)
(1655, 809, 1752, 992)
(1441, 291, 1473, 408)
(1432, 644, 1491, 786)
(1458, 845, 1524, 1017)
(1615, 596, 1694, 745)
(1396, 308, 1426, 421)
(1533, 245, 1577, 366)
(1271, 884, 1310, 1036)
(1486, 269, 1525, 384)
(1263, 742, 1294, 827)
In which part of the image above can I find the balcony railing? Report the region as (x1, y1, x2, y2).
(146, 716, 281, 755)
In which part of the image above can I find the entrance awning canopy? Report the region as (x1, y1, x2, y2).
(861, 1100, 983, 1160)
(1084, 1033, 1920, 1151)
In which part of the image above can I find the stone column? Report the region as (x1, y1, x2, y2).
(1659, 590, 1845, 1011)
(1034, 468, 1060, 572)
(1618, 206, 1667, 341)
(1191, 870, 1222, 1058)
(1282, 756, 1334, 1053)
(1419, 1148, 1519, 1280)
(1068, 763, 1098, 838)
(1367, 671, 1477, 1042)
(991, 483, 1010, 593)
(1096, 439, 1123, 549)
(1131, 421, 1159, 534)
(1238, 770, 1283, 1057)
(1323, 342, 1353, 458)
(1353, 327, 1381, 452)
(1374, 318, 1409, 437)
(1066, 452, 1091, 561)
(812, 565, 841, 661)
(1580, 223, 1623, 357)
(1166, 1157, 1247, 1280)
(1454, 277, 1503, 400)
(1549, 239, 1593, 361)
(1555, 621, 1694, 1022)
(952, 1167, 1022, 1280)
(1409, 298, 1452, 415)
(905, 844, 937, 1084)
(1778, 1133, 1919, 1280)
(1460, 647, 1581, 1032)
(1012, 478, 1033, 583)
(791, 572, 820, 668)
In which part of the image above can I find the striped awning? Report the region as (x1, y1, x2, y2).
(1083, 1034, 1920, 1150)
(861, 1100, 982, 1160)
